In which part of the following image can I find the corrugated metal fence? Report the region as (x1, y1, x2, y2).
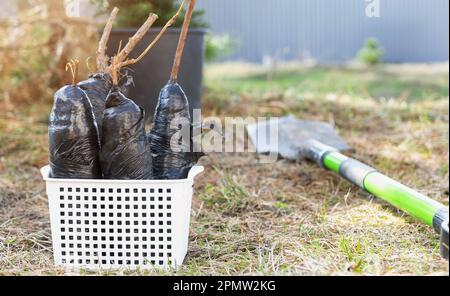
(196, 0, 449, 63)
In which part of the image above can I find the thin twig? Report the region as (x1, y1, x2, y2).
(97, 7, 119, 72)
(114, 13, 159, 64)
(108, 13, 158, 85)
(118, 0, 188, 68)
(65, 59, 80, 86)
(117, 40, 123, 56)
(109, 0, 188, 85)
(170, 0, 197, 83)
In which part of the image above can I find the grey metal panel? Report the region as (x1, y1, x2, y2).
(197, 0, 449, 63)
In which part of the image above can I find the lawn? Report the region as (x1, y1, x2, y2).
(0, 63, 448, 275)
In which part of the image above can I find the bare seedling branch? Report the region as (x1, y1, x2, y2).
(170, 0, 196, 83)
(97, 7, 119, 72)
(114, 13, 159, 64)
(108, 1, 188, 85)
(119, 0, 188, 68)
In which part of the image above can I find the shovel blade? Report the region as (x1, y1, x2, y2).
(247, 116, 353, 160)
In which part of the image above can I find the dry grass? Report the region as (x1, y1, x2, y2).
(0, 0, 99, 110)
(0, 63, 448, 275)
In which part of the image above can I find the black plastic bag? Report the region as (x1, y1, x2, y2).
(77, 73, 112, 138)
(48, 85, 102, 179)
(100, 86, 153, 179)
(148, 82, 203, 179)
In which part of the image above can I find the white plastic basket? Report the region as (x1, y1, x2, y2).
(40, 165, 204, 270)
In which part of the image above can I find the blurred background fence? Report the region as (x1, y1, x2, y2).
(2, 0, 449, 64)
(197, 0, 449, 63)
(1, 0, 449, 108)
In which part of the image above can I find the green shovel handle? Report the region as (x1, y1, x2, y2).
(324, 152, 448, 228)
(303, 140, 449, 258)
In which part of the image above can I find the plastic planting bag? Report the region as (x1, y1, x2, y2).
(149, 0, 203, 179)
(149, 83, 203, 179)
(77, 73, 112, 138)
(48, 85, 102, 179)
(96, 4, 189, 179)
(100, 86, 153, 179)
(47, 3, 187, 180)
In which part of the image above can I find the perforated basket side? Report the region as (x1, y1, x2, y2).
(41, 166, 203, 270)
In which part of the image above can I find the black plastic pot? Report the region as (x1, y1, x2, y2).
(106, 28, 206, 122)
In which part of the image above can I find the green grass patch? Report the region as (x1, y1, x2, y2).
(206, 66, 449, 101)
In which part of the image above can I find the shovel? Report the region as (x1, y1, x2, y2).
(247, 116, 449, 260)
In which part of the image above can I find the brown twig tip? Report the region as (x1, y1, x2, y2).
(170, 0, 196, 83)
(97, 7, 119, 72)
(66, 58, 80, 86)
